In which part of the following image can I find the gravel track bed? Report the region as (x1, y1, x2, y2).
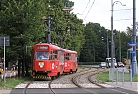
(51, 68, 98, 88)
(50, 68, 91, 88)
(14, 68, 89, 88)
(89, 69, 115, 88)
(75, 68, 101, 88)
(51, 74, 78, 88)
(15, 68, 111, 89)
(15, 81, 50, 88)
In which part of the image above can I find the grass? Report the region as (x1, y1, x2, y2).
(97, 71, 110, 82)
(0, 77, 29, 89)
(133, 74, 138, 82)
(97, 70, 138, 82)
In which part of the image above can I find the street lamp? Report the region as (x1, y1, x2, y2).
(111, 0, 126, 68)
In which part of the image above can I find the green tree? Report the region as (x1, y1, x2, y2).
(0, 0, 85, 68)
(0, 0, 48, 67)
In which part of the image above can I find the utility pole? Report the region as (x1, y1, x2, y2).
(111, 0, 125, 68)
(111, 0, 114, 68)
(119, 31, 121, 62)
(41, 5, 51, 44)
(47, 15, 51, 44)
(107, 33, 109, 58)
(133, 0, 137, 74)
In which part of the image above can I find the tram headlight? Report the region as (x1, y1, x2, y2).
(38, 62, 44, 68)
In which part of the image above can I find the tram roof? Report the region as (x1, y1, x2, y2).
(63, 49, 77, 54)
(34, 43, 62, 50)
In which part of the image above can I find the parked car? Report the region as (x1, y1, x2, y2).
(99, 62, 106, 68)
(117, 62, 124, 67)
(106, 58, 117, 68)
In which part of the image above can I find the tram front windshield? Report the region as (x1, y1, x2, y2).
(35, 52, 49, 60)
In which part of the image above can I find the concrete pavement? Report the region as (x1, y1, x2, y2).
(0, 82, 137, 94)
(0, 89, 11, 94)
(105, 82, 138, 92)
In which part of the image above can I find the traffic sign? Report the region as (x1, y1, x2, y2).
(130, 50, 135, 54)
(0, 36, 10, 46)
(127, 42, 138, 46)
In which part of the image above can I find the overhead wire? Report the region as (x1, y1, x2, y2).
(113, 18, 133, 21)
(90, 8, 133, 14)
(84, 0, 96, 20)
(78, 1, 132, 25)
(113, 8, 133, 11)
(82, 0, 90, 15)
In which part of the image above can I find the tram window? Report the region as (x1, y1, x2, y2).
(66, 53, 69, 60)
(49, 51, 52, 60)
(72, 54, 75, 62)
(54, 55, 57, 60)
(53, 50, 58, 60)
(59, 51, 64, 63)
(35, 52, 49, 60)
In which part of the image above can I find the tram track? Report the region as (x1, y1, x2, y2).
(71, 68, 99, 88)
(9, 67, 137, 94)
(23, 81, 32, 94)
(17, 68, 108, 94)
(88, 68, 107, 88)
(23, 80, 56, 94)
(48, 80, 56, 94)
(71, 68, 108, 88)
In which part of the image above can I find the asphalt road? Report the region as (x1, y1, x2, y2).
(5, 65, 138, 94)
(9, 87, 138, 94)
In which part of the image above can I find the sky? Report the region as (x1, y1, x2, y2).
(70, 0, 138, 32)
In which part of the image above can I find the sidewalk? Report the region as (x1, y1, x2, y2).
(0, 70, 17, 94)
(0, 89, 11, 94)
(105, 82, 138, 92)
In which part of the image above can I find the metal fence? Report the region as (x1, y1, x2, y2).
(109, 68, 132, 87)
(0, 67, 18, 79)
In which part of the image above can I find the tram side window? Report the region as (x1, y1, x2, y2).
(73, 54, 76, 62)
(59, 51, 64, 63)
(49, 51, 52, 60)
(66, 53, 69, 60)
(53, 50, 58, 60)
(75, 54, 77, 62)
(70, 54, 73, 62)
(72, 54, 75, 62)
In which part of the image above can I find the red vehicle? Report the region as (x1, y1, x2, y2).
(63, 49, 78, 73)
(31, 43, 64, 80)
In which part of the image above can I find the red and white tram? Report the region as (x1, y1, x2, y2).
(63, 49, 78, 73)
(31, 43, 64, 80)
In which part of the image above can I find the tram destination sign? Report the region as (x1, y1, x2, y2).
(0, 36, 10, 46)
(37, 46, 48, 50)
